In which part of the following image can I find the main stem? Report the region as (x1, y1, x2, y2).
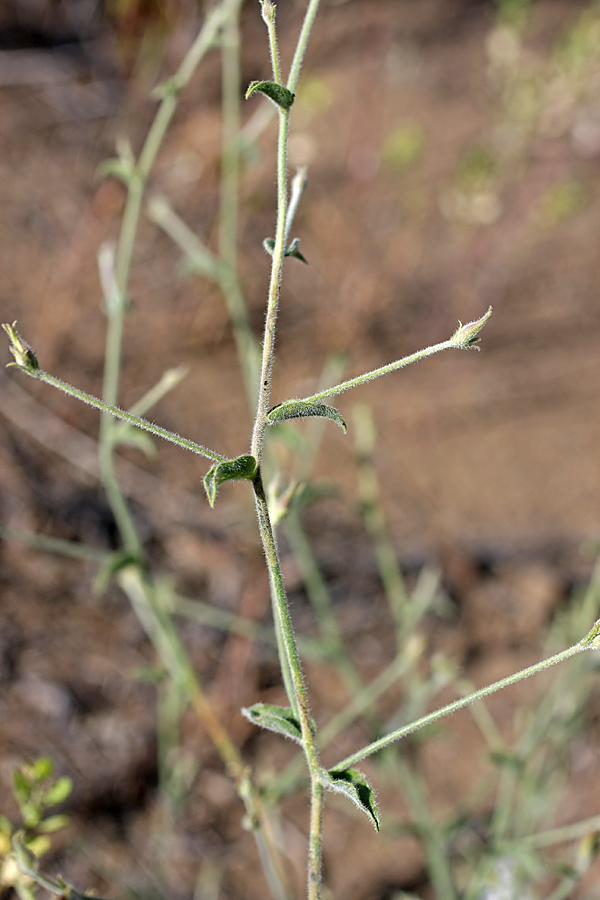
(250, 106, 290, 461)
(250, 6, 325, 894)
(253, 471, 323, 900)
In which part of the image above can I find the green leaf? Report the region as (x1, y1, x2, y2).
(203, 454, 257, 508)
(266, 399, 346, 432)
(93, 550, 140, 595)
(262, 237, 308, 263)
(21, 802, 41, 830)
(38, 814, 69, 834)
(25, 834, 51, 858)
(111, 422, 157, 457)
(30, 758, 53, 782)
(245, 80, 295, 110)
(242, 703, 304, 745)
(12, 769, 31, 805)
(42, 777, 72, 807)
(320, 767, 380, 831)
(95, 157, 136, 186)
(285, 238, 308, 264)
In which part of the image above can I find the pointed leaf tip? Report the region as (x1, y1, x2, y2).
(242, 703, 304, 745)
(203, 454, 257, 508)
(245, 80, 295, 110)
(320, 767, 380, 831)
(266, 399, 346, 432)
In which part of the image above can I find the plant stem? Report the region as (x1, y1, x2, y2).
(98, 0, 244, 548)
(287, 0, 322, 93)
(334, 641, 590, 770)
(250, 104, 290, 462)
(262, 2, 282, 85)
(248, 5, 327, 896)
(298, 338, 460, 404)
(13, 366, 224, 462)
(118, 566, 292, 900)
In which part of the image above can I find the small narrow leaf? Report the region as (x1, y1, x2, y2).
(42, 777, 72, 807)
(111, 422, 157, 457)
(262, 237, 307, 263)
(12, 770, 31, 805)
(93, 550, 140, 596)
(203, 454, 257, 508)
(38, 814, 69, 834)
(267, 399, 346, 432)
(320, 767, 380, 831)
(95, 157, 135, 186)
(30, 758, 53, 782)
(245, 80, 295, 110)
(285, 238, 308, 263)
(242, 703, 304, 745)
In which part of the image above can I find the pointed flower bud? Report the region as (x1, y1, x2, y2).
(451, 306, 493, 350)
(2, 321, 40, 372)
(260, 1, 276, 25)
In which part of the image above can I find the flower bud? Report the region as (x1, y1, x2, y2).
(2, 321, 39, 372)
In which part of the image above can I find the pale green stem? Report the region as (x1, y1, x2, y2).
(292, 308, 492, 405)
(99, 0, 243, 545)
(11, 365, 224, 462)
(250, 105, 290, 461)
(286, 0, 322, 93)
(254, 467, 323, 900)
(0, 526, 106, 561)
(147, 199, 260, 401)
(100, 292, 143, 556)
(353, 404, 409, 644)
(219, 2, 242, 270)
(395, 757, 457, 900)
(253, 473, 304, 720)
(523, 813, 600, 849)
(12, 834, 111, 900)
(249, 5, 328, 897)
(218, 1, 261, 402)
(334, 641, 591, 770)
(119, 566, 292, 900)
(128, 365, 188, 417)
(262, 2, 282, 85)
(285, 167, 308, 245)
(298, 339, 459, 404)
(308, 780, 324, 900)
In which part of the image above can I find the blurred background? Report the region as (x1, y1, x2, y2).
(1, 1, 600, 898)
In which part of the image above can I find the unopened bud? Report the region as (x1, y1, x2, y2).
(451, 306, 493, 350)
(2, 322, 39, 372)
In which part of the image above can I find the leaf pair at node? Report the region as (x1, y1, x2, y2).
(243, 703, 380, 831)
(263, 236, 308, 264)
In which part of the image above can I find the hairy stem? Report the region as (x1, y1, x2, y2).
(334, 640, 591, 770)
(12, 365, 224, 462)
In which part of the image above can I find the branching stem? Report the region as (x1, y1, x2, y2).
(334, 638, 594, 771)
